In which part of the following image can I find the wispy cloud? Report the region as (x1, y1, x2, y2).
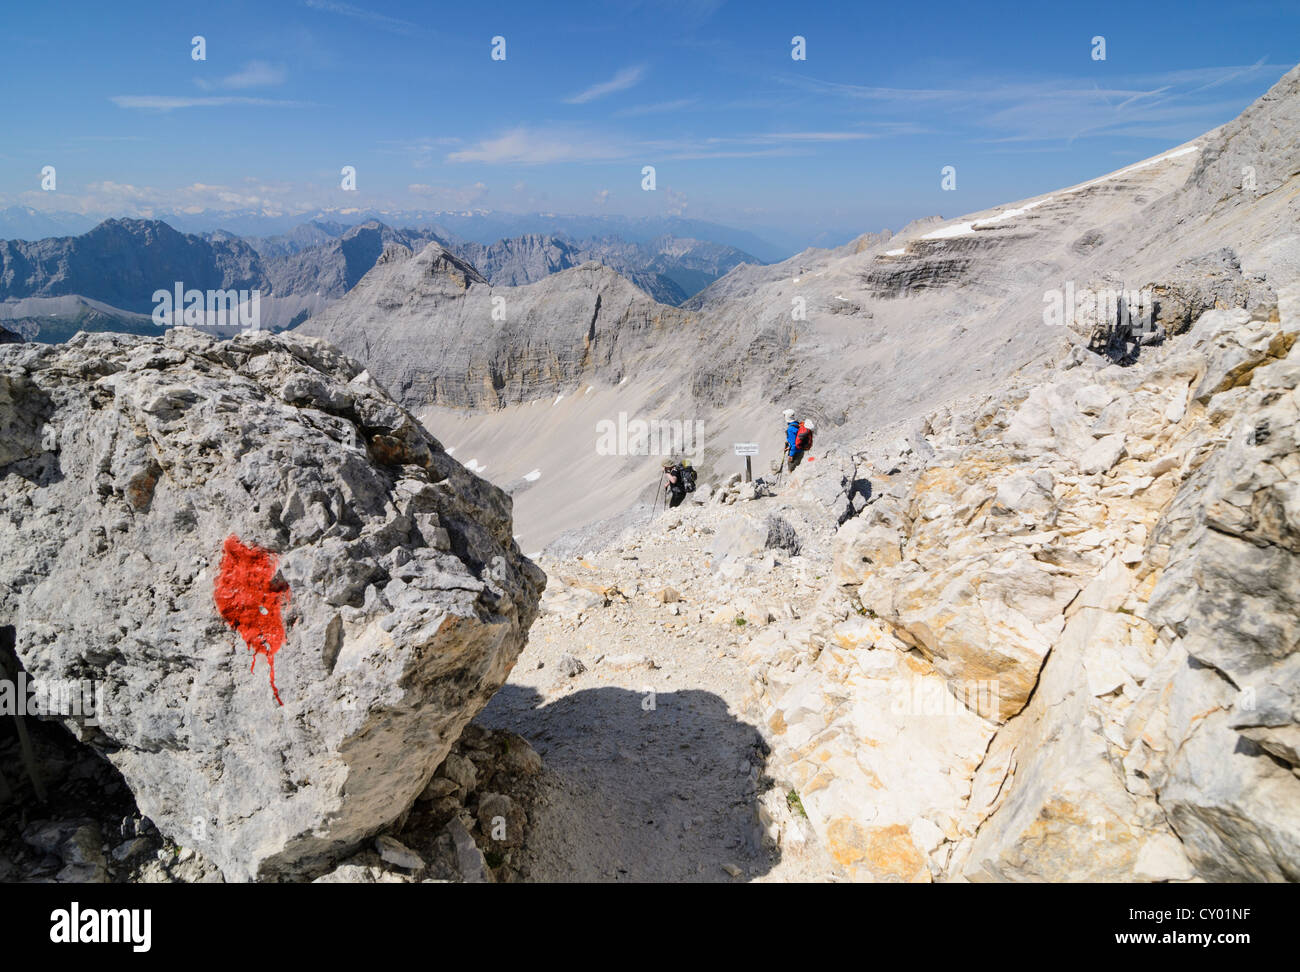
(564, 65, 647, 104)
(196, 61, 287, 91)
(110, 95, 307, 111)
(408, 181, 489, 207)
(447, 128, 633, 164)
(756, 131, 873, 141)
(778, 63, 1284, 144)
(441, 125, 811, 165)
(659, 147, 800, 160)
(69, 134, 149, 142)
(379, 136, 462, 168)
(303, 0, 421, 34)
(445, 125, 833, 164)
(613, 97, 698, 117)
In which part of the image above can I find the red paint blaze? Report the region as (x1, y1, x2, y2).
(214, 535, 290, 705)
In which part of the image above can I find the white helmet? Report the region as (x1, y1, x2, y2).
(782, 408, 795, 419)
(804, 420, 815, 431)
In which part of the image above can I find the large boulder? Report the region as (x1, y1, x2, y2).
(0, 328, 545, 881)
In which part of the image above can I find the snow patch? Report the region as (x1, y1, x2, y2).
(523, 469, 541, 482)
(465, 458, 486, 473)
(1061, 144, 1200, 196)
(917, 144, 1200, 243)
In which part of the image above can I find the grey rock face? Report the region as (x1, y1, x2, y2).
(0, 327, 544, 881)
(1142, 302, 1300, 879)
(262, 221, 448, 300)
(0, 218, 264, 314)
(297, 243, 693, 409)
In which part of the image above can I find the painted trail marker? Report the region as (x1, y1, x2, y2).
(734, 442, 758, 481)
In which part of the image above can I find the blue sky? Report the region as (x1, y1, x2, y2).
(1, 0, 1296, 249)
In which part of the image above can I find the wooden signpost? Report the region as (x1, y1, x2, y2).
(734, 442, 758, 482)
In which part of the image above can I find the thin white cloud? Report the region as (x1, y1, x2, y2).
(564, 65, 646, 104)
(303, 0, 421, 34)
(661, 147, 802, 160)
(110, 95, 307, 111)
(196, 61, 287, 91)
(778, 63, 1289, 143)
(447, 128, 632, 164)
(378, 135, 462, 169)
(613, 97, 698, 117)
(757, 131, 873, 141)
(408, 181, 489, 207)
(446, 126, 824, 164)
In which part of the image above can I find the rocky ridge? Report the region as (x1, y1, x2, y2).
(751, 289, 1299, 880)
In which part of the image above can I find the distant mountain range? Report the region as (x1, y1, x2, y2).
(446, 232, 756, 305)
(0, 207, 102, 241)
(0, 215, 765, 341)
(0, 206, 792, 258)
(0, 218, 262, 314)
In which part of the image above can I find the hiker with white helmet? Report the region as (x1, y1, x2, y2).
(782, 408, 799, 465)
(787, 419, 815, 472)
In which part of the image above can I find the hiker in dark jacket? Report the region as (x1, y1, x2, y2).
(787, 420, 814, 472)
(663, 459, 687, 508)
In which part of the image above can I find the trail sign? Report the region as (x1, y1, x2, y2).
(734, 442, 759, 483)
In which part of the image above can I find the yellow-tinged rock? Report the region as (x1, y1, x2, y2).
(826, 819, 930, 882)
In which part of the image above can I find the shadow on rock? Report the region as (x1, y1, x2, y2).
(479, 682, 778, 882)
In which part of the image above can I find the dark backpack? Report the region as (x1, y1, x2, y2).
(681, 465, 697, 493)
(795, 426, 813, 451)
